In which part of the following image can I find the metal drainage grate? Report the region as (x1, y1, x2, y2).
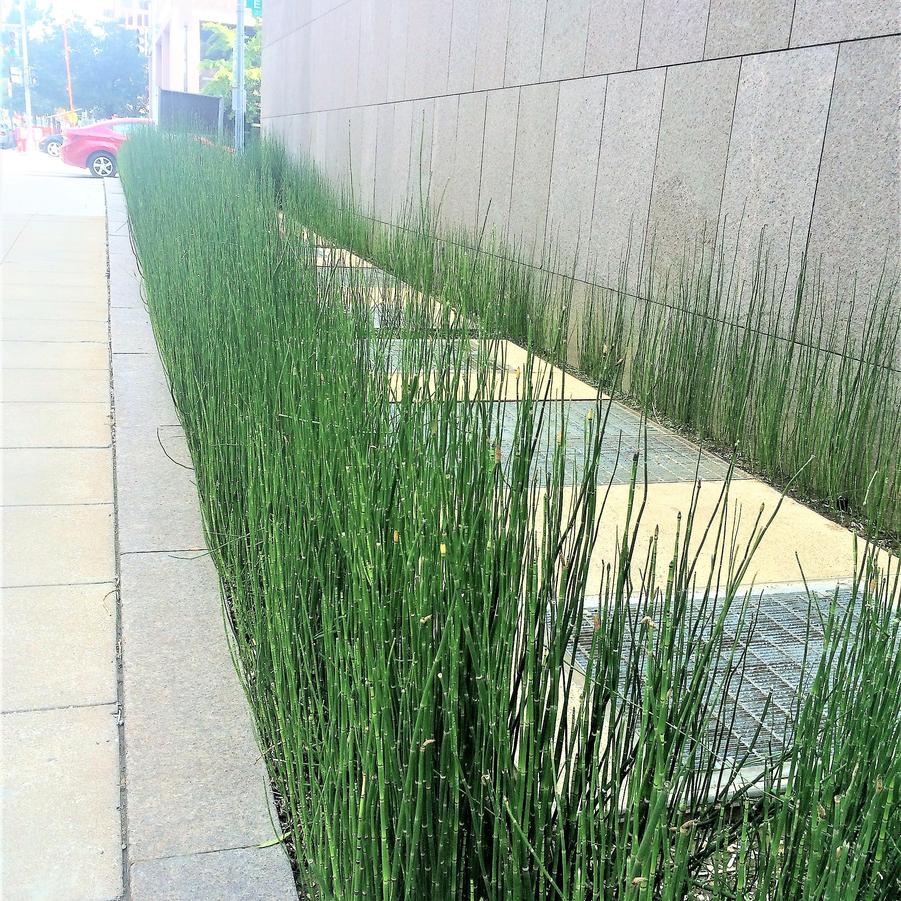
(492, 399, 744, 486)
(564, 587, 853, 764)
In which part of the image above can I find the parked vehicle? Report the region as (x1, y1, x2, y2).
(60, 118, 152, 177)
(0, 126, 15, 150)
(39, 133, 64, 157)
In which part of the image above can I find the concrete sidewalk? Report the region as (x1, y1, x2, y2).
(1, 153, 122, 897)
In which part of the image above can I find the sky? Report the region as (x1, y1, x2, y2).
(37, 0, 111, 22)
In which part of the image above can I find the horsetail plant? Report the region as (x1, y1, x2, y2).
(120, 131, 899, 899)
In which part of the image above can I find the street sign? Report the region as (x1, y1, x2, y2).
(247, 0, 262, 17)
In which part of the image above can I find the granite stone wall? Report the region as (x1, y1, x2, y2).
(261, 0, 900, 350)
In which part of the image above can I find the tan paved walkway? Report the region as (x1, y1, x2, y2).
(1, 153, 122, 898)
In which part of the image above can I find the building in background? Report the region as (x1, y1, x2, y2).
(148, 0, 240, 118)
(103, 0, 152, 51)
(261, 1, 900, 358)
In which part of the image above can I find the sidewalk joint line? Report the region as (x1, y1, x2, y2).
(2, 700, 118, 716)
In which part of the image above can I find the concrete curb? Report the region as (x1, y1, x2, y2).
(106, 179, 297, 900)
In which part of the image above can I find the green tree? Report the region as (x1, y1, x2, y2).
(3, 11, 147, 120)
(199, 21, 261, 128)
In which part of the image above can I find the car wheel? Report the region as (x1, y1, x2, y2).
(87, 151, 116, 178)
(47, 141, 61, 158)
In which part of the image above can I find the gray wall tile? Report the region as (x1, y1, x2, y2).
(790, 0, 901, 46)
(719, 46, 837, 288)
(426, 0, 455, 96)
(409, 98, 436, 201)
(478, 88, 520, 239)
(704, 0, 794, 58)
(358, 106, 379, 213)
(541, 0, 590, 82)
(648, 58, 739, 265)
(262, 0, 287, 48)
(509, 82, 560, 254)
(807, 37, 901, 320)
(445, 93, 487, 232)
(473, 0, 510, 91)
(387, 0, 410, 101)
(345, 108, 363, 197)
(373, 105, 397, 219)
(505, 0, 548, 87)
(583, 0, 642, 75)
(589, 69, 666, 283)
(404, 0, 430, 98)
(358, 0, 390, 105)
(340, 1, 362, 109)
(429, 94, 460, 213)
(447, 0, 479, 93)
(546, 76, 607, 277)
(264, 0, 900, 360)
(390, 101, 415, 217)
(637, 0, 709, 68)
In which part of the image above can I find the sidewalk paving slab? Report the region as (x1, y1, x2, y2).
(1, 704, 123, 900)
(1, 317, 109, 343)
(121, 551, 284, 862)
(131, 846, 296, 901)
(111, 304, 158, 354)
(1, 400, 111, 447)
(1, 368, 111, 403)
(2, 300, 110, 321)
(111, 351, 179, 429)
(1, 583, 117, 712)
(1, 447, 113, 505)
(0, 341, 110, 370)
(2, 503, 115, 587)
(115, 428, 208, 553)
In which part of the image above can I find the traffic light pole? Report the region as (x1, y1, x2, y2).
(233, 0, 245, 151)
(19, 0, 33, 144)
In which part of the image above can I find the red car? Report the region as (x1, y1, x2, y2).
(61, 117, 152, 178)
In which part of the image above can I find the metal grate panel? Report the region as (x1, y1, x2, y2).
(566, 587, 854, 764)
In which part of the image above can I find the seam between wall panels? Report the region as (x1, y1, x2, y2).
(354, 1, 363, 109)
(541, 85, 563, 251)
(268, 31, 901, 120)
(537, 0, 550, 82)
(635, 0, 647, 68)
(475, 93, 489, 234)
(446, 0, 456, 96)
(787, 0, 799, 47)
(713, 57, 743, 250)
(585, 78, 610, 281)
(264, 0, 355, 50)
(643, 67, 669, 269)
(803, 46, 842, 258)
(701, 0, 713, 59)
(579, 0, 593, 76)
(500, 0, 511, 88)
(507, 88, 523, 230)
(581, 2, 591, 75)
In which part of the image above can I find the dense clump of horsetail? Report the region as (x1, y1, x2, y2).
(120, 131, 900, 899)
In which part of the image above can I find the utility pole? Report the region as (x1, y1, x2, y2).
(233, 0, 245, 151)
(62, 21, 75, 116)
(18, 0, 33, 145)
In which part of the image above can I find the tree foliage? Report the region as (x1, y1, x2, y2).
(3, 11, 147, 121)
(199, 21, 261, 128)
